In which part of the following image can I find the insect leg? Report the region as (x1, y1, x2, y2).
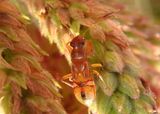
(61, 73, 75, 88)
(62, 73, 72, 80)
(92, 70, 105, 83)
(91, 63, 102, 68)
(61, 80, 75, 88)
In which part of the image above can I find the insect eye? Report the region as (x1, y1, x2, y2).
(81, 42, 85, 45)
(79, 42, 85, 47)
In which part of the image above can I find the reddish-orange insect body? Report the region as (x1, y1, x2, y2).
(62, 35, 96, 106)
(70, 35, 91, 83)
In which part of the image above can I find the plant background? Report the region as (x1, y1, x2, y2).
(23, 0, 160, 113)
(0, 0, 160, 114)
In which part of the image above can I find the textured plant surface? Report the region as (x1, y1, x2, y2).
(0, 0, 160, 114)
(0, 0, 66, 114)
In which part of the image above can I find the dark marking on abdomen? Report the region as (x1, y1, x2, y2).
(81, 91, 86, 100)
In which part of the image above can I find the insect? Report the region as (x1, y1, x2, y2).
(61, 35, 102, 107)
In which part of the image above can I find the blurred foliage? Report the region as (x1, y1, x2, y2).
(150, 0, 160, 22)
(0, 1, 66, 114)
(0, 0, 160, 114)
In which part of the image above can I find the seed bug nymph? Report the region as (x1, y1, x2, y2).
(61, 35, 102, 107)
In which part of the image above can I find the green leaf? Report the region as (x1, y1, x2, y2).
(26, 95, 49, 112)
(98, 21, 112, 32)
(104, 41, 119, 51)
(132, 99, 152, 114)
(0, 48, 16, 70)
(148, 59, 160, 73)
(30, 40, 48, 56)
(136, 79, 146, 93)
(2, 48, 15, 63)
(89, 24, 106, 42)
(97, 72, 118, 96)
(3, 83, 11, 94)
(96, 87, 112, 114)
(41, 70, 61, 89)
(140, 93, 156, 107)
(82, 29, 92, 40)
(48, 100, 67, 114)
(70, 2, 88, 12)
(38, 80, 62, 98)
(111, 92, 132, 114)
(45, 0, 57, 4)
(103, 51, 124, 73)
(70, 20, 80, 35)
(50, 9, 61, 27)
(19, 54, 42, 71)
(1, 95, 12, 114)
(1, 84, 12, 114)
(4, 69, 27, 89)
(109, 108, 117, 114)
(92, 40, 105, 61)
(123, 53, 140, 77)
(0, 26, 20, 42)
(149, 38, 160, 46)
(118, 74, 140, 99)
(20, 108, 28, 114)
